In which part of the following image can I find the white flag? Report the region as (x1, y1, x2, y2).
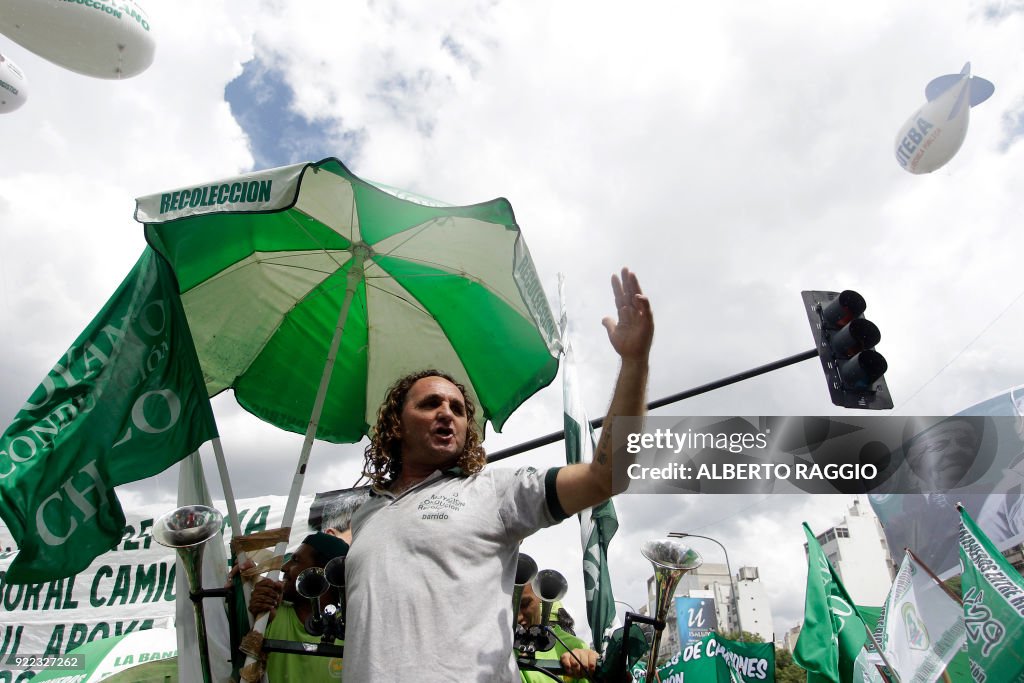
(558, 275, 619, 653)
(876, 551, 965, 683)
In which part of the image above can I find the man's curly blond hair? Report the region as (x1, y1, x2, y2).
(362, 369, 486, 489)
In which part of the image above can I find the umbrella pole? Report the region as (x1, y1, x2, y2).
(239, 251, 366, 682)
(211, 436, 257, 630)
(281, 249, 367, 537)
(212, 437, 242, 538)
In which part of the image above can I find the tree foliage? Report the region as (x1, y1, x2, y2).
(775, 648, 807, 683)
(718, 630, 765, 643)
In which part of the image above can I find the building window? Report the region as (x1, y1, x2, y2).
(836, 527, 849, 538)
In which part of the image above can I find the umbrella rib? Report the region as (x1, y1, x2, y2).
(185, 250, 347, 294)
(370, 219, 527, 313)
(371, 219, 525, 312)
(185, 205, 355, 294)
(364, 261, 526, 322)
(281, 208, 355, 269)
(364, 278, 431, 315)
(374, 218, 443, 258)
(255, 252, 345, 274)
(368, 218, 507, 298)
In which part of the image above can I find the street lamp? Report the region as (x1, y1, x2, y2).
(614, 600, 638, 614)
(668, 532, 740, 634)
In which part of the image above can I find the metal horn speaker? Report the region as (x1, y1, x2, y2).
(153, 504, 223, 683)
(296, 566, 330, 637)
(324, 555, 346, 589)
(296, 566, 329, 599)
(640, 538, 702, 677)
(513, 552, 538, 616)
(532, 568, 568, 627)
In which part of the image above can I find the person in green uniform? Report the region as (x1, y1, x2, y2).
(249, 532, 348, 681)
(516, 582, 598, 682)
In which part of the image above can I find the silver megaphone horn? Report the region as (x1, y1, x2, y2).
(640, 538, 702, 676)
(296, 566, 331, 637)
(324, 555, 347, 623)
(153, 504, 224, 683)
(532, 568, 568, 628)
(513, 552, 538, 616)
(324, 555, 346, 589)
(297, 566, 330, 599)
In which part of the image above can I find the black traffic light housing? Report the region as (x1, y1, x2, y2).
(801, 290, 893, 410)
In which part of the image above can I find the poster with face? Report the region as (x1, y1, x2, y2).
(308, 486, 372, 535)
(869, 387, 1024, 578)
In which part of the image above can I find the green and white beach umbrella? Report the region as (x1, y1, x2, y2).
(136, 159, 561, 674)
(134, 157, 560, 445)
(32, 627, 176, 683)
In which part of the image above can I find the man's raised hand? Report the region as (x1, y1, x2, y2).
(601, 268, 653, 362)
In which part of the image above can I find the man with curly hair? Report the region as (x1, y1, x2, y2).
(343, 268, 653, 682)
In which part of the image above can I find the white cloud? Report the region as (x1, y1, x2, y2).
(3, 0, 1023, 649)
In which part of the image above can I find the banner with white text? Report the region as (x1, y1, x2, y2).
(0, 491, 320, 680)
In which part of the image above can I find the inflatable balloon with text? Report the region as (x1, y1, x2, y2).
(0, 0, 154, 79)
(0, 50, 27, 113)
(894, 62, 994, 174)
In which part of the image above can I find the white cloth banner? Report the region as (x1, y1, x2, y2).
(0, 491, 316, 680)
(876, 552, 965, 683)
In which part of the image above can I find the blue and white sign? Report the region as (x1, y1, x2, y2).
(675, 596, 718, 646)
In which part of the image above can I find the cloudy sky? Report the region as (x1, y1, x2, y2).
(2, 0, 1024, 644)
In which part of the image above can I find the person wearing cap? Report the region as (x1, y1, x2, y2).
(516, 582, 597, 682)
(249, 532, 349, 681)
(343, 268, 653, 682)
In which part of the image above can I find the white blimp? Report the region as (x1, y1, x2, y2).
(894, 62, 994, 174)
(0, 50, 28, 113)
(0, 0, 154, 79)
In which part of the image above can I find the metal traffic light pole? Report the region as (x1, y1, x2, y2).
(487, 348, 818, 463)
(487, 289, 892, 463)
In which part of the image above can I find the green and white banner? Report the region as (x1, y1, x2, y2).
(31, 627, 177, 683)
(958, 505, 1024, 680)
(559, 276, 618, 653)
(794, 522, 884, 683)
(0, 248, 216, 584)
(874, 551, 964, 683)
(633, 632, 774, 682)
(0, 492, 317, 680)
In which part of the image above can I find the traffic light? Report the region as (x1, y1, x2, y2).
(801, 290, 893, 410)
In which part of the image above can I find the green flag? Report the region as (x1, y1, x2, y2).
(632, 632, 769, 682)
(0, 248, 217, 583)
(559, 276, 618, 654)
(686, 632, 774, 683)
(794, 522, 884, 683)
(958, 504, 1024, 680)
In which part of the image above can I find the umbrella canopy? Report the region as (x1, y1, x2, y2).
(32, 627, 176, 683)
(135, 158, 560, 443)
